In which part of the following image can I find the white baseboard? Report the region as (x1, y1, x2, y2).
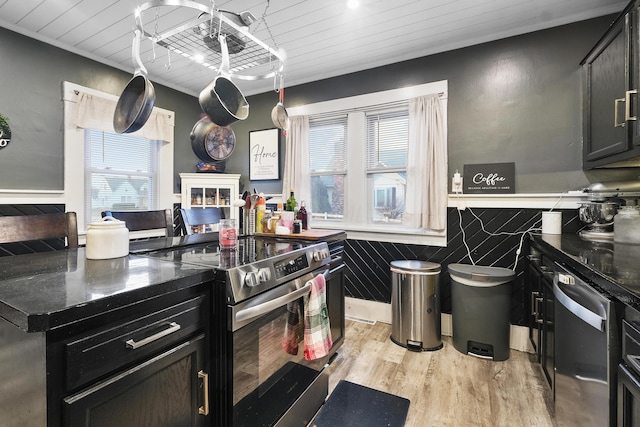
(344, 297, 535, 354)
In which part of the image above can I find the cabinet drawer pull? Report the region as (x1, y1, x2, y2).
(125, 322, 181, 350)
(615, 97, 626, 127)
(534, 297, 544, 324)
(531, 291, 540, 315)
(198, 370, 210, 415)
(627, 89, 638, 121)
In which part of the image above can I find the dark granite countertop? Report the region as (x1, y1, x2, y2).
(531, 233, 640, 311)
(0, 248, 216, 333)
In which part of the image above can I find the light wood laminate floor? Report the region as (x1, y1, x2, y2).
(323, 320, 556, 427)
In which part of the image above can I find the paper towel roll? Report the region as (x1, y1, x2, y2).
(542, 211, 562, 234)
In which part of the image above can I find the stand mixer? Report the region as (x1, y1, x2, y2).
(579, 181, 640, 241)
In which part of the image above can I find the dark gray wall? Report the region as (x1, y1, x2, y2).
(0, 27, 204, 192)
(233, 14, 640, 194)
(1, 15, 638, 195)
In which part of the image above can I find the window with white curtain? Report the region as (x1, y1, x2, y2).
(63, 81, 174, 234)
(309, 116, 347, 220)
(289, 80, 448, 246)
(84, 130, 160, 223)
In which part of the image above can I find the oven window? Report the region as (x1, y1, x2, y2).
(232, 298, 325, 425)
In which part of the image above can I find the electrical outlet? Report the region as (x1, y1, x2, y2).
(452, 172, 463, 194)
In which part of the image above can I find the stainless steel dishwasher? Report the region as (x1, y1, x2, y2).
(553, 262, 618, 427)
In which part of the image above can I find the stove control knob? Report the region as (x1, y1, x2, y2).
(313, 249, 329, 262)
(258, 267, 271, 282)
(244, 271, 260, 287)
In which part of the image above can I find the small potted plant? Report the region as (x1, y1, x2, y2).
(0, 113, 11, 149)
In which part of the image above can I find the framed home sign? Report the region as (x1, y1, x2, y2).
(249, 128, 281, 180)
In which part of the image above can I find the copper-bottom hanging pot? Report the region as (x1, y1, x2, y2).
(271, 87, 289, 130)
(190, 116, 236, 162)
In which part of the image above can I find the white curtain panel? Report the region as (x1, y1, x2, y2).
(74, 92, 173, 142)
(282, 116, 311, 207)
(403, 94, 447, 231)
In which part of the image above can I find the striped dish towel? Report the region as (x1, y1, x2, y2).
(282, 296, 304, 355)
(303, 273, 333, 360)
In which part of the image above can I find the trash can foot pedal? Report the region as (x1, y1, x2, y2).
(406, 340, 422, 352)
(467, 341, 494, 360)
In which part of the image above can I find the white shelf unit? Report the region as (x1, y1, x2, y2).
(179, 173, 240, 234)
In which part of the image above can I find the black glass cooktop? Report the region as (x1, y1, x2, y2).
(134, 233, 330, 304)
(132, 233, 316, 270)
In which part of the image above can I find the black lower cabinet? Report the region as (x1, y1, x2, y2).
(618, 364, 640, 427)
(526, 256, 543, 360)
(325, 262, 346, 355)
(527, 245, 555, 394)
(541, 272, 555, 394)
(42, 286, 211, 426)
(64, 334, 207, 427)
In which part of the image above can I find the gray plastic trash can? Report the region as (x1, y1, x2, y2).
(449, 263, 515, 361)
(390, 260, 442, 351)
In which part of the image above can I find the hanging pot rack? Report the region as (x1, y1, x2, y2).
(133, 0, 284, 81)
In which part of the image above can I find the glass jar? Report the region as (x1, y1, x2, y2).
(614, 206, 640, 244)
(219, 219, 237, 248)
(260, 210, 272, 234)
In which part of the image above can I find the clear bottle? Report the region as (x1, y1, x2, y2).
(255, 194, 266, 233)
(296, 200, 308, 230)
(286, 189, 297, 212)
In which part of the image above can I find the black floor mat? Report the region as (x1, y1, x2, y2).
(310, 380, 410, 427)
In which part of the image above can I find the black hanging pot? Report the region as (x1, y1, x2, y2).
(190, 116, 236, 162)
(198, 33, 249, 126)
(113, 23, 155, 134)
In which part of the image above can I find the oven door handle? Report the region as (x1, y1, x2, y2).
(235, 282, 312, 325)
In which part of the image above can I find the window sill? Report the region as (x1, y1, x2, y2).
(312, 223, 446, 246)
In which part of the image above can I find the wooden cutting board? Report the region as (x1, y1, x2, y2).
(255, 228, 345, 241)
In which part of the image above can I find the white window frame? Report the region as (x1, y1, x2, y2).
(62, 81, 174, 240)
(288, 80, 448, 246)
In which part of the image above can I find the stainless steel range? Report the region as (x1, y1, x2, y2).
(132, 233, 339, 427)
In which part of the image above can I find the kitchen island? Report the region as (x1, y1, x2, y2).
(0, 248, 217, 426)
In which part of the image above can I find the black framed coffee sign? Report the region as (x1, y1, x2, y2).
(463, 162, 515, 194)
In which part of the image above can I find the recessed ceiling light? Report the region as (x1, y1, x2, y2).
(347, 0, 359, 10)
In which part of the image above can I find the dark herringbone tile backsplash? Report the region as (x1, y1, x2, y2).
(344, 207, 581, 326)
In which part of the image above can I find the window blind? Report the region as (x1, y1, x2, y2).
(309, 116, 348, 173)
(84, 130, 159, 222)
(366, 110, 409, 170)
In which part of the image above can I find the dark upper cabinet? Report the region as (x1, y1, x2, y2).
(582, 2, 640, 169)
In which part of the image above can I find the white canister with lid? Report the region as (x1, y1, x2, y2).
(614, 206, 640, 244)
(85, 216, 130, 259)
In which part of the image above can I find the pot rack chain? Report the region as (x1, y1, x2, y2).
(253, 0, 278, 51)
(133, 0, 284, 81)
(253, 0, 285, 88)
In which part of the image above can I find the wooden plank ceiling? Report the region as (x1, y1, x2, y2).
(0, 0, 627, 97)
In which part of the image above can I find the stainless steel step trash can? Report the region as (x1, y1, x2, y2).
(390, 260, 442, 351)
(449, 263, 515, 361)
